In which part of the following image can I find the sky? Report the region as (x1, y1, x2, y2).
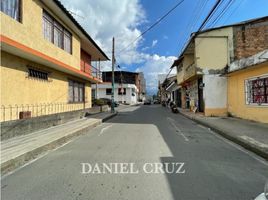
(60, 0, 268, 95)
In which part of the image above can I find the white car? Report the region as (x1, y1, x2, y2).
(255, 181, 268, 200)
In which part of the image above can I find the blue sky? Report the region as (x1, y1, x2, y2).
(61, 0, 268, 95)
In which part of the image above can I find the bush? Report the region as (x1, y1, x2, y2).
(93, 99, 105, 106)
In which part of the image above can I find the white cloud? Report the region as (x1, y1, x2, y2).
(152, 39, 158, 47)
(136, 54, 177, 94)
(60, 0, 176, 94)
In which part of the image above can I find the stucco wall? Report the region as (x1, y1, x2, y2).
(0, 52, 91, 121)
(227, 63, 268, 123)
(195, 27, 233, 70)
(0, 0, 81, 70)
(96, 86, 137, 105)
(203, 74, 227, 116)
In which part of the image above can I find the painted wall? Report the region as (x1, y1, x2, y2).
(0, 0, 81, 70)
(195, 27, 233, 70)
(227, 63, 268, 123)
(0, 52, 91, 121)
(94, 84, 137, 105)
(203, 74, 227, 116)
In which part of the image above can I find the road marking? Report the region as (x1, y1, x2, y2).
(167, 117, 189, 142)
(98, 124, 113, 136)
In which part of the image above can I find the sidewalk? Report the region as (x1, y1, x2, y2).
(178, 108, 268, 160)
(1, 111, 117, 175)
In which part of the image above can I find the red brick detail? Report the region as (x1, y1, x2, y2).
(234, 19, 268, 60)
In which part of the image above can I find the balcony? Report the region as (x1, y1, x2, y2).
(80, 60, 102, 80)
(80, 49, 102, 80)
(183, 63, 196, 81)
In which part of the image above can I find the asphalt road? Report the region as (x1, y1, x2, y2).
(1, 105, 268, 200)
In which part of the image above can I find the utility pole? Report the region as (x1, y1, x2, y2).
(111, 37, 115, 113)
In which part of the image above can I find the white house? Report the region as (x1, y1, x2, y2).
(92, 83, 138, 105)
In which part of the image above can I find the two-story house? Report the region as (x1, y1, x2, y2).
(172, 16, 268, 117)
(0, 0, 109, 121)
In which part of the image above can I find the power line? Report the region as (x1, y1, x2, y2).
(117, 0, 185, 54)
(198, 0, 222, 31)
(177, 0, 222, 56)
(222, 0, 244, 24)
(208, 0, 234, 28)
(177, 0, 209, 53)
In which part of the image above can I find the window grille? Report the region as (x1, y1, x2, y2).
(245, 75, 268, 105)
(28, 68, 49, 80)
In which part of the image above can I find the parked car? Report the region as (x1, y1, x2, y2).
(153, 99, 160, 104)
(144, 100, 151, 105)
(255, 181, 268, 200)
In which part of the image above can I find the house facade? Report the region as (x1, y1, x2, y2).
(0, 0, 109, 121)
(227, 50, 268, 123)
(92, 83, 138, 105)
(173, 16, 268, 117)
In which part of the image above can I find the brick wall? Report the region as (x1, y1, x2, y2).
(234, 18, 268, 60)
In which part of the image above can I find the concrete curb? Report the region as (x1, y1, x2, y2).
(179, 112, 268, 160)
(1, 113, 118, 175)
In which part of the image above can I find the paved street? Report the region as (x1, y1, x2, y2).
(1, 105, 268, 200)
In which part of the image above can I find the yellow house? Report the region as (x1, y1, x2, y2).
(0, 0, 109, 121)
(173, 26, 233, 116)
(227, 50, 268, 123)
(172, 16, 268, 117)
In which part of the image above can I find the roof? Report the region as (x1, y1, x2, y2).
(50, 0, 109, 60)
(172, 15, 268, 68)
(102, 71, 139, 75)
(228, 49, 268, 74)
(195, 15, 268, 35)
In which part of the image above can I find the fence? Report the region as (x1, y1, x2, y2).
(1, 102, 88, 122)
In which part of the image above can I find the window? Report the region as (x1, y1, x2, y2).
(68, 80, 85, 103)
(106, 89, 112, 95)
(42, 10, 72, 54)
(1, 0, 20, 21)
(118, 88, 126, 95)
(245, 75, 268, 105)
(28, 68, 49, 80)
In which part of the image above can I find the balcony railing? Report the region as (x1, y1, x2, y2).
(80, 61, 102, 80)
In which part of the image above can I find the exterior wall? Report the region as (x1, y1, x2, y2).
(0, 52, 91, 121)
(94, 84, 137, 105)
(203, 74, 227, 116)
(0, 0, 81, 70)
(182, 54, 195, 81)
(195, 27, 233, 70)
(234, 19, 268, 60)
(227, 63, 268, 123)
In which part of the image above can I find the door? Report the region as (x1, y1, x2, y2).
(198, 78, 204, 112)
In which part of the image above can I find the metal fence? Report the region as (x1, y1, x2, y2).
(1, 103, 87, 122)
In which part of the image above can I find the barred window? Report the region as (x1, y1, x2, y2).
(0, 0, 20, 21)
(68, 80, 85, 103)
(245, 75, 268, 105)
(42, 10, 72, 54)
(28, 68, 49, 80)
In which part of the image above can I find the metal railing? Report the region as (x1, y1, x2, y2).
(1, 102, 88, 122)
(80, 62, 102, 80)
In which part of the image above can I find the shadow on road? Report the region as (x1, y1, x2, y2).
(105, 104, 267, 200)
